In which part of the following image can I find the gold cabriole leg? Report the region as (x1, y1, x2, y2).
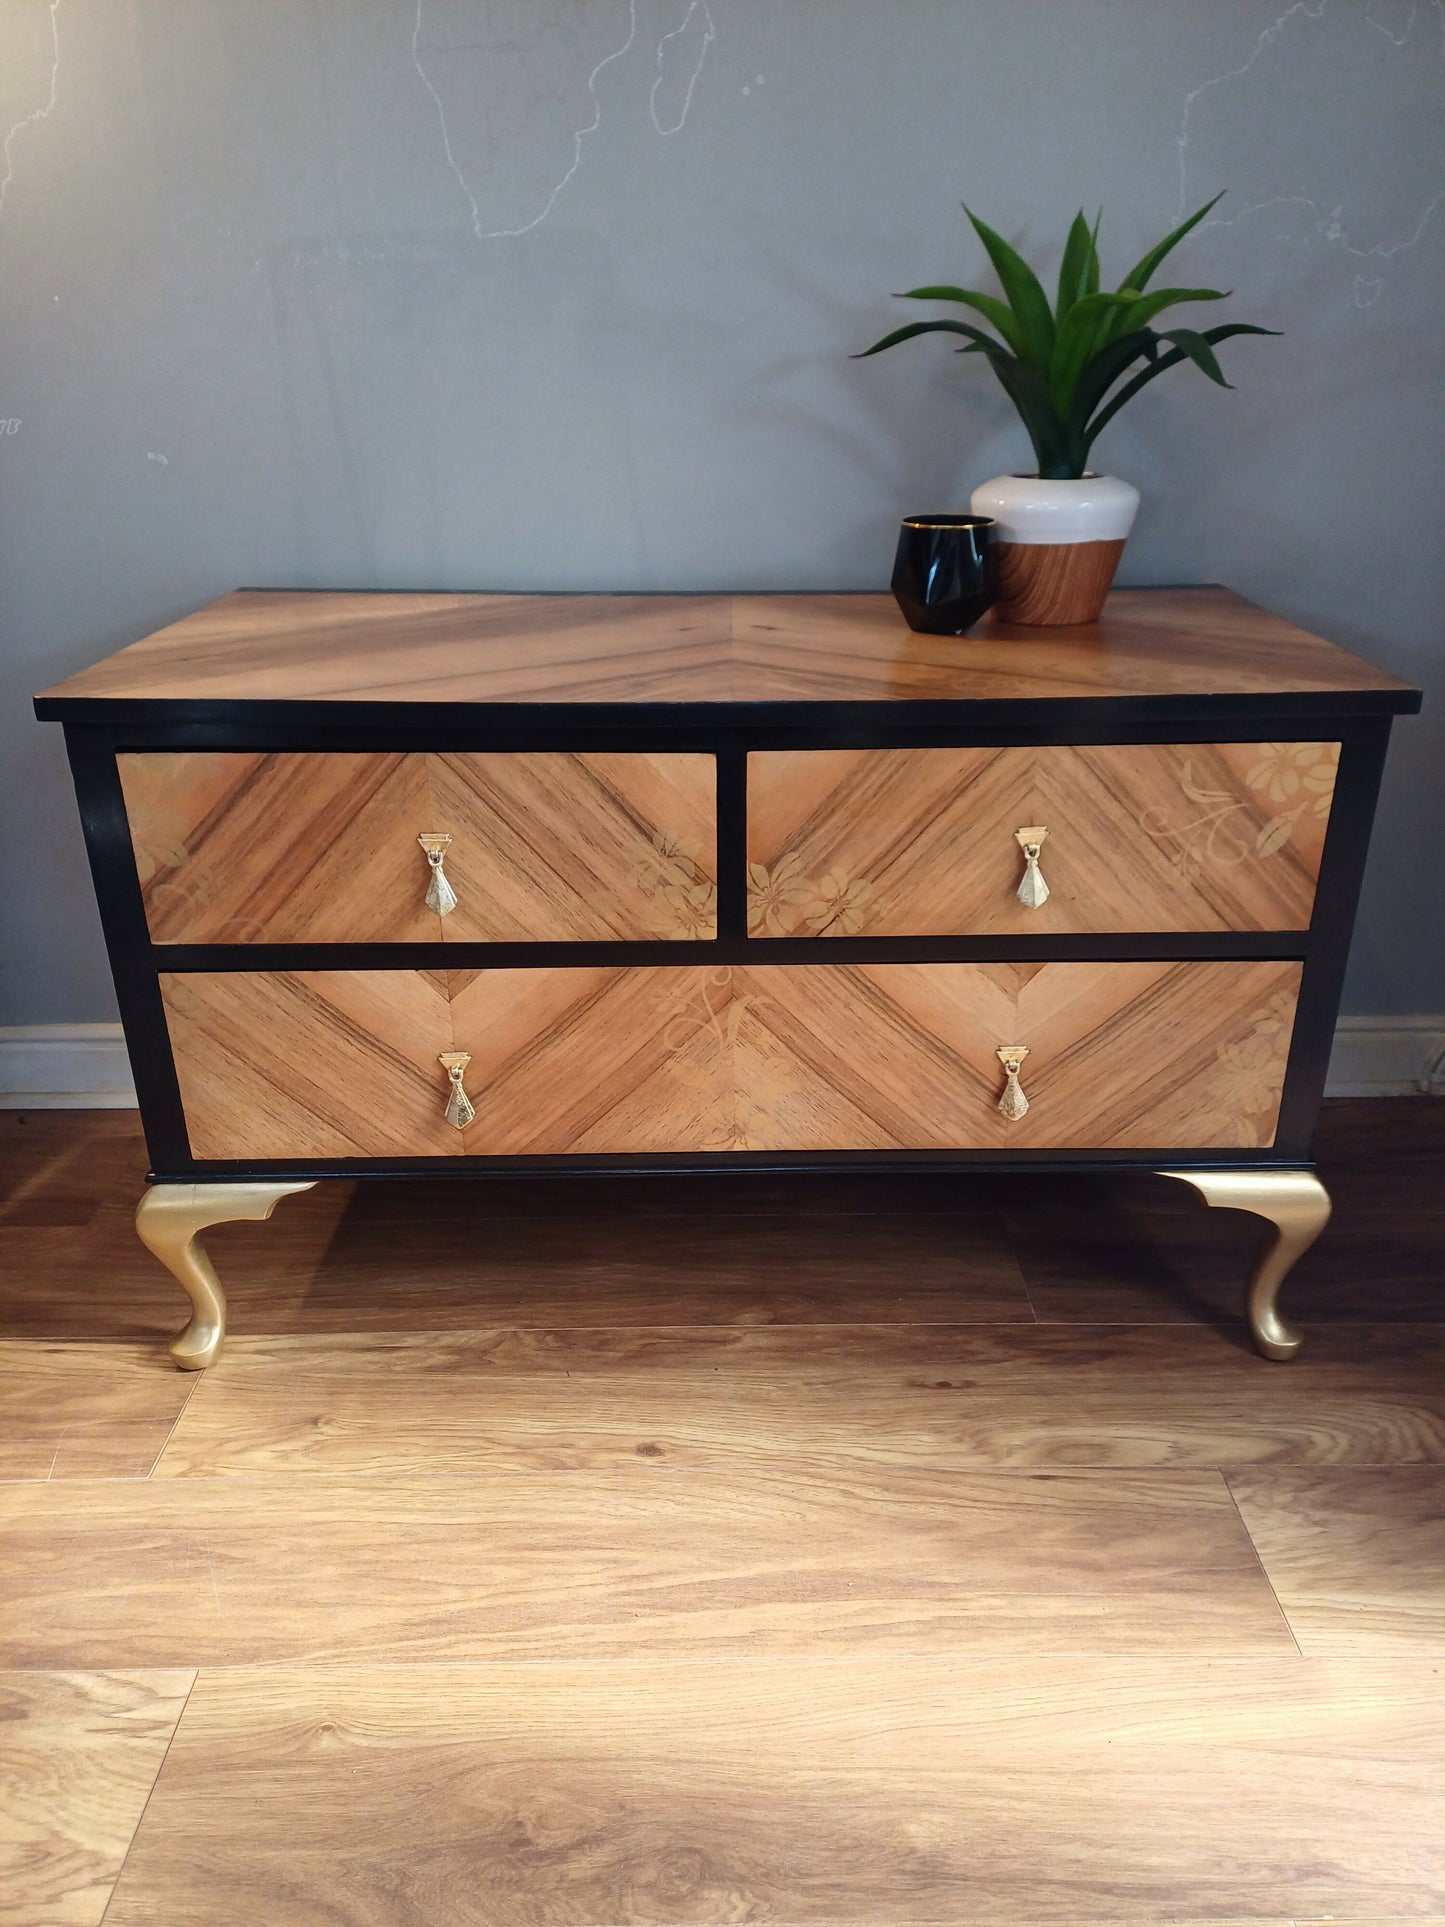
(135, 1181, 317, 1370)
(1158, 1168, 1332, 1362)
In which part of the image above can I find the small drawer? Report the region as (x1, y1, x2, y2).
(746, 743, 1337, 936)
(161, 957, 1300, 1160)
(121, 750, 717, 944)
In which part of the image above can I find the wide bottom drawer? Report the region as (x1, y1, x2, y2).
(160, 960, 1301, 1160)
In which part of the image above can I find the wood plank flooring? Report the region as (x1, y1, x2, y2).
(0, 1467, 1294, 1668)
(0, 1670, 193, 1927)
(99, 1659, 1445, 1927)
(1, 1099, 1442, 1924)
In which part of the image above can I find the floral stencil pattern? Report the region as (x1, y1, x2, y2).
(1140, 743, 1338, 877)
(747, 856, 880, 936)
(746, 854, 811, 935)
(1207, 987, 1297, 1148)
(797, 868, 876, 935)
(656, 966, 786, 1150)
(1244, 741, 1339, 858)
(612, 830, 717, 939)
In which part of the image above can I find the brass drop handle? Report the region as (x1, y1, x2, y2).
(1014, 826, 1049, 908)
(418, 833, 458, 917)
(996, 1046, 1030, 1121)
(439, 1052, 475, 1130)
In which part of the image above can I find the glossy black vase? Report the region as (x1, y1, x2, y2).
(891, 514, 996, 635)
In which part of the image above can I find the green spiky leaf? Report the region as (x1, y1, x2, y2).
(894, 285, 1024, 357)
(1055, 212, 1095, 321)
(1084, 210, 1102, 296)
(1049, 292, 1143, 418)
(852, 318, 1009, 360)
(1109, 285, 1228, 340)
(987, 354, 1072, 477)
(1157, 326, 1231, 385)
(1116, 191, 1226, 296)
(964, 208, 1056, 367)
(1082, 322, 1280, 453)
(1064, 327, 1160, 439)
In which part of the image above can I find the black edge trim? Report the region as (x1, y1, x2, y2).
(145, 1150, 1320, 1184)
(62, 726, 191, 1169)
(1273, 717, 1394, 1155)
(153, 932, 1309, 971)
(714, 739, 748, 939)
(34, 689, 1423, 729)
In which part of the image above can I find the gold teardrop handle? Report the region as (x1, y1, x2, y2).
(1014, 827, 1049, 909)
(439, 1052, 475, 1131)
(996, 1045, 1030, 1121)
(418, 833, 458, 917)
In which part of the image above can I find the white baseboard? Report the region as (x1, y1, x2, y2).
(3, 1016, 1443, 1110)
(0, 1024, 141, 1108)
(1324, 1015, 1445, 1097)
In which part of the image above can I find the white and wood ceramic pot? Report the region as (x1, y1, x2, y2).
(970, 474, 1140, 625)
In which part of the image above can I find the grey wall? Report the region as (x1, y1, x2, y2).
(2, 0, 1441, 1024)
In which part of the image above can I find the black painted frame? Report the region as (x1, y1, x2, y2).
(49, 686, 1413, 1188)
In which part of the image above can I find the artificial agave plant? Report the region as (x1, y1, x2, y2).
(859, 195, 1277, 481)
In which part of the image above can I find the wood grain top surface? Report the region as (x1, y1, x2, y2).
(35, 586, 1419, 713)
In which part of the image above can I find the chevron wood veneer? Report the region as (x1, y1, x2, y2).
(160, 970, 459, 1160)
(40, 587, 1415, 710)
(432, 752, 717, 942)
(122, 752, 435, 944)
(159, 961, 1302, 1160)
(448, 965, 742, 1156)
(448, 959, 1301, 1154)
(748, 743, 1337, 936)
(121, 750, 717, 943)
(724, 959, 1301, 1152)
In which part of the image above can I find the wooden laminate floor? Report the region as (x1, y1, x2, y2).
(1, 1101, 1443, 1926)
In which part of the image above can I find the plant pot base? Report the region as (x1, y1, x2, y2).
(994, 538, 1127, 626)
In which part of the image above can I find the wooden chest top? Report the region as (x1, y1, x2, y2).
(34, 587, 1420, 724)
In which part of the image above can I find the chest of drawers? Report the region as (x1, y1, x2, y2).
(36, 587, 1419, 1367)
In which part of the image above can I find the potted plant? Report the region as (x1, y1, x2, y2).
(858, 195, 1277, 625)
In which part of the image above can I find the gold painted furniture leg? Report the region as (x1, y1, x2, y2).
(135, 1181, 317, 1370)
(1158, 1168, 1332, 1361)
